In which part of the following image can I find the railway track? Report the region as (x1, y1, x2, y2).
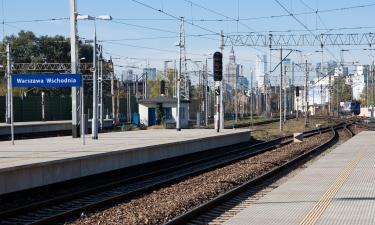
(0, 124, 344, 225)
(166, 125, 352, 225)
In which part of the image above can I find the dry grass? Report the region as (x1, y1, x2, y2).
(251, 116, 338, 141)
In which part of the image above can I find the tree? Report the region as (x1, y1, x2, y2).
(331, 76, 353, 113)
(360, 83, 375, 106)
(0, 30, 93, 96)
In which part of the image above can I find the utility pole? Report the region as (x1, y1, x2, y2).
(372, 57, 375, 120)
(110, 59, 115, 124)
(91, 21, 98, 139)
(5, 44, 11, 124)
(70, 0, 80, 138)
(176, 17, 183, 131)
(7, 44, 14, 144)
(267, 33, 272, 118)
(98, 45, 104, 130)
(305, 59, 309, 128)
(280, 48, 283, 131)
(220, 30, 224, 130)
(320, 34, 324, 115)
(116, 79, 120, 124)
(173, 60, 177, 97)
(205, 56, 208, 126)
(234, 65, 238, 124)
(284, 67, 287, 123)
(250, 68, 253, 127)
(366, 65, 369, 107)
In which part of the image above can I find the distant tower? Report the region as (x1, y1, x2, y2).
(226, 46, 238, 89)
(255, 54, 267, 91)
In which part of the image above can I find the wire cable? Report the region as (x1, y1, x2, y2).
(130, 0, 219, 35)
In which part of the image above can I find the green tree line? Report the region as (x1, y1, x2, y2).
(0, 30, 93, 96)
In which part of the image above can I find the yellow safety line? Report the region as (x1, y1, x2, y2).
(300, 144, 368, 225)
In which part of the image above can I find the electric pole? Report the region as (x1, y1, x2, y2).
(176, 17, 183, 131)
(91, 22, 98, 139)
(7, 44, 14, 145)
(220, 30, 224, 130)
(110, 59, 115, 124)
(284, 67, 287, 123)
(305, 59, 309, 128)
(5, 43, 11, 124)
(205, 56, 208, 126)
(70, 0, 80, 138)
(280, 48, 283, 131)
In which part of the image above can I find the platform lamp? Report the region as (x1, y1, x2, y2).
(77, 14, 112, 140)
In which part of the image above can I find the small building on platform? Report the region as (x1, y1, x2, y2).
(138, 96, 189, 127)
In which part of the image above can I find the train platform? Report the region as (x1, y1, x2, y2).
(224, 131, 375, 225)
(0, 120, 113, 138)
(0, 129, 250, 195)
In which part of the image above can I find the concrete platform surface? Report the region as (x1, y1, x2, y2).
(223, 131, 375, 225)
(0, 129, 250, 195)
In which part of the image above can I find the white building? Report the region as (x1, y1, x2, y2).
(255, 54, 267, 91)
(138, 96, 189, 128)
(352, 65, 370, 101)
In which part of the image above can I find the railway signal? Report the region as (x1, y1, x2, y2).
(213, 51, 223, 82)
(213, 51, 223, 132)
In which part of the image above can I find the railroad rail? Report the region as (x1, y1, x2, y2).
(166, 124, 352, 225)
(0, 123, 347, 225)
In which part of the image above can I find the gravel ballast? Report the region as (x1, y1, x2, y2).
(68, 132, 333, 225)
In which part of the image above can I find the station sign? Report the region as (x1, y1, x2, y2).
(12, 74, 81, 87)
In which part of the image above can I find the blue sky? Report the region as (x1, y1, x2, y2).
(2, 0, 375, 83)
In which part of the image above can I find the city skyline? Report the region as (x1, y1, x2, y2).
(1, 0, 375, 81)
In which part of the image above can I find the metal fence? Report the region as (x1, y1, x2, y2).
(0, 96, 138, 123)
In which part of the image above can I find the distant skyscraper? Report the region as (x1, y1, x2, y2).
(255, 54, 267, 90)
(122, 69, 134, 81)
(225, 47, 240, 89)
(352, 65, 370, 101)
(143, 68, 157, 80)
(283, 58, 291, 87)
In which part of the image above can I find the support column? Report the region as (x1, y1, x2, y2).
(70, 0, 80, 138)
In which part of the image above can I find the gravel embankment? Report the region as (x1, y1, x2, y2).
(67, 132, 333, 225)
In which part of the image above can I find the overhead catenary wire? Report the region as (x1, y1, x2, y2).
(182, 0, 256, 32)
(130, 0, 220, 35)
(100, 33, 217, 42)
(273, 0, 339, 62)
(103, 41, 207, 57)
(111, 2, 375, 23)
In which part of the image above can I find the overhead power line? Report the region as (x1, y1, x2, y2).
(110, 20, 178, 34)
(101, 33, 217, 42)
(3, 17, 69, 24)
(273, 0, 338, 61)
(104, 40, 206, 57)
(130, 0, 219, 35)
(111, 2, 375, 23)
(182, 0, 256, 32)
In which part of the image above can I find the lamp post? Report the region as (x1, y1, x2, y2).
(77, 14, 112, 140)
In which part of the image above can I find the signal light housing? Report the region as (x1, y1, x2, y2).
(213, 51, 223, 81)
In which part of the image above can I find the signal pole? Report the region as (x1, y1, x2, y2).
(214, 51, 223, 132)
